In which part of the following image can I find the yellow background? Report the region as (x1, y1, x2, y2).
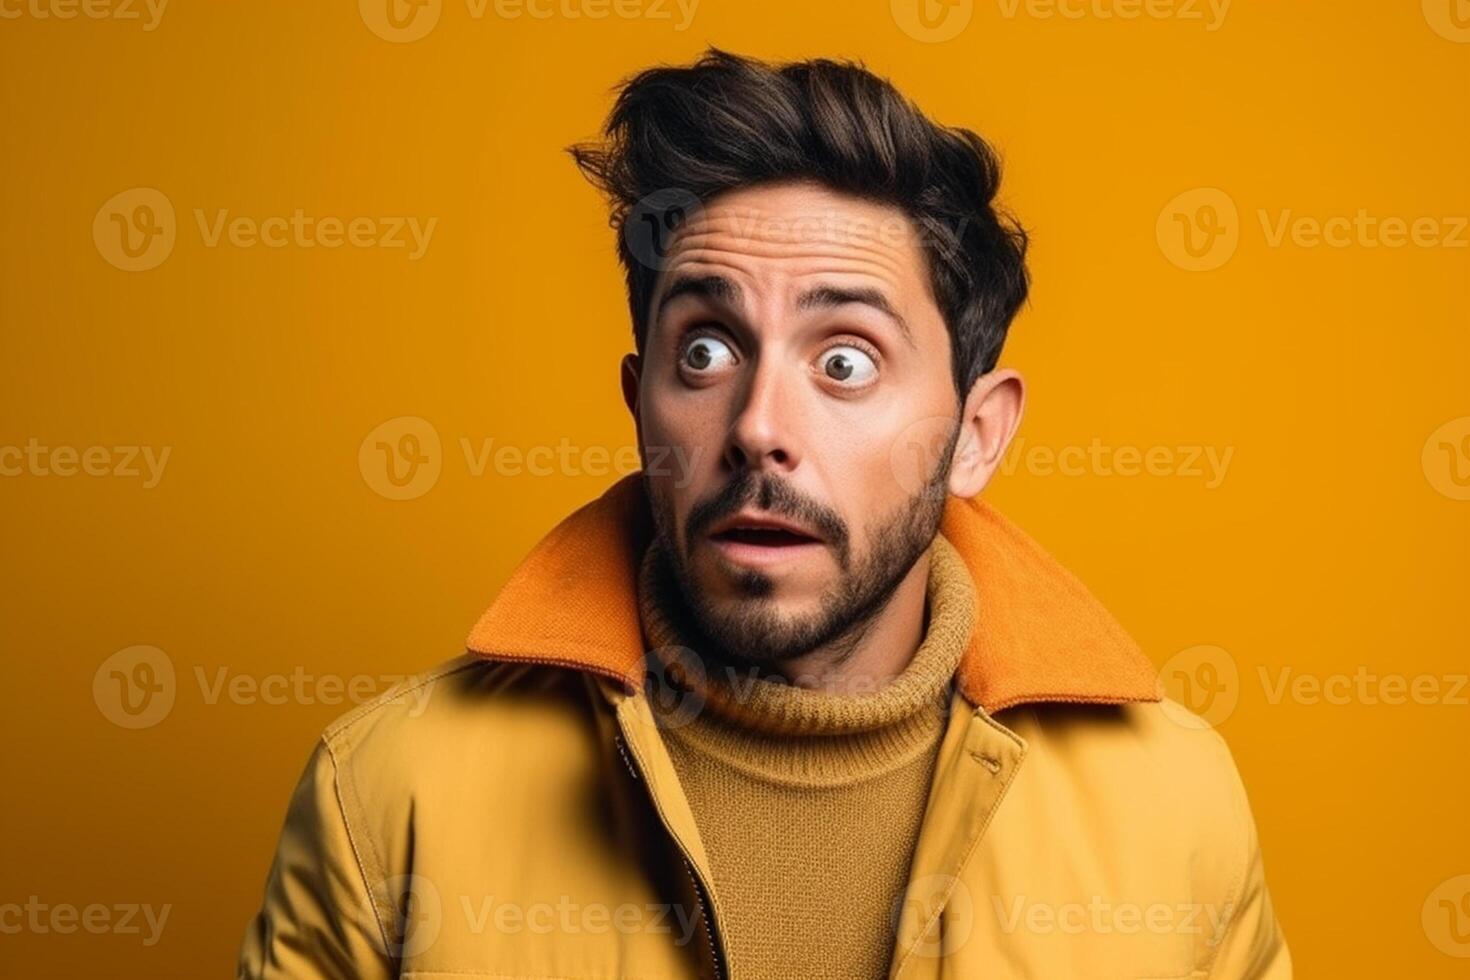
(1, 0, 1467, 974)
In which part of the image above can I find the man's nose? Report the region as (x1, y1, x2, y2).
(722, 358, 801, 475)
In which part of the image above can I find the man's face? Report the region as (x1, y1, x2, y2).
(628, 181, 963, 665)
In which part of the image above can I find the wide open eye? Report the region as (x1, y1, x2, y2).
(816, 345, 878, 386)
(680, 335, 737, 374)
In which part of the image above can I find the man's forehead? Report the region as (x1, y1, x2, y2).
(656, 183, 929, 303)
(667, 183, 925, 261)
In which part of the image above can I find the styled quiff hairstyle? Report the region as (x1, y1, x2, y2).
(569, 48, 1029, 396)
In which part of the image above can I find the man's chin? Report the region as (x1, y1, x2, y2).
(683, 590, 829, 663)
(692, 556, 830, 607)
(693, 582, 813, 622)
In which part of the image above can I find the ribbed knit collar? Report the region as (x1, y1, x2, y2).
(636, 534, 976, 785)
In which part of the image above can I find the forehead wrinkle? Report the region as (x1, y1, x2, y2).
(679, 204, 916, 239)
(673, 210, 920, 261)
(667, 239, 910, 286)
(671, 233, 911, 270)
(667, 251, 912, 327)
(673, 215, 916, 255)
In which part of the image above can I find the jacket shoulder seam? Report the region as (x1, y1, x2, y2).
(322, 653, 488, 746)
(1199, 728, 1253, 979)
(321, 734, 393, 960)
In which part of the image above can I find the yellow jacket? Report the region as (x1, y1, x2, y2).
(239, 474, 1290, 979)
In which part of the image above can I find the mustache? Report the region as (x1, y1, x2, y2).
(686, 471, 851, 559)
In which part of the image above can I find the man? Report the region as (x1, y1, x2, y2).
(240, 50, 1290, 979)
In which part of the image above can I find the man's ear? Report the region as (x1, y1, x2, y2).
(948, 368, 1025, 499)
(620, 352, 642, 439)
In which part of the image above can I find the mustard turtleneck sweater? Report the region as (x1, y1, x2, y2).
(636, 534, 977, 980)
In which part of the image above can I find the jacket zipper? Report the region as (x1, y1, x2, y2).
(614, 731, 727, 980)
(473, 655, 728, 979)
(680, 856, 724, 980)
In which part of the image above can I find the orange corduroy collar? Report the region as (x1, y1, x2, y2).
(465, 473, 1160, 714)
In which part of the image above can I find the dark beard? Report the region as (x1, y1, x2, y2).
(644, 424, 957, 668)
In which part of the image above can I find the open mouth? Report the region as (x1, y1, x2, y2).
(710, 526, 821, 547)
(707, 514, 825, 566)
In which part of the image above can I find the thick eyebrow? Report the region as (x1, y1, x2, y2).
(796, 285, 914, 348)
(654, 274, 742, 323)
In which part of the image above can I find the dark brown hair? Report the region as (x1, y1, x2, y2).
(569, 48, 1029, 395)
